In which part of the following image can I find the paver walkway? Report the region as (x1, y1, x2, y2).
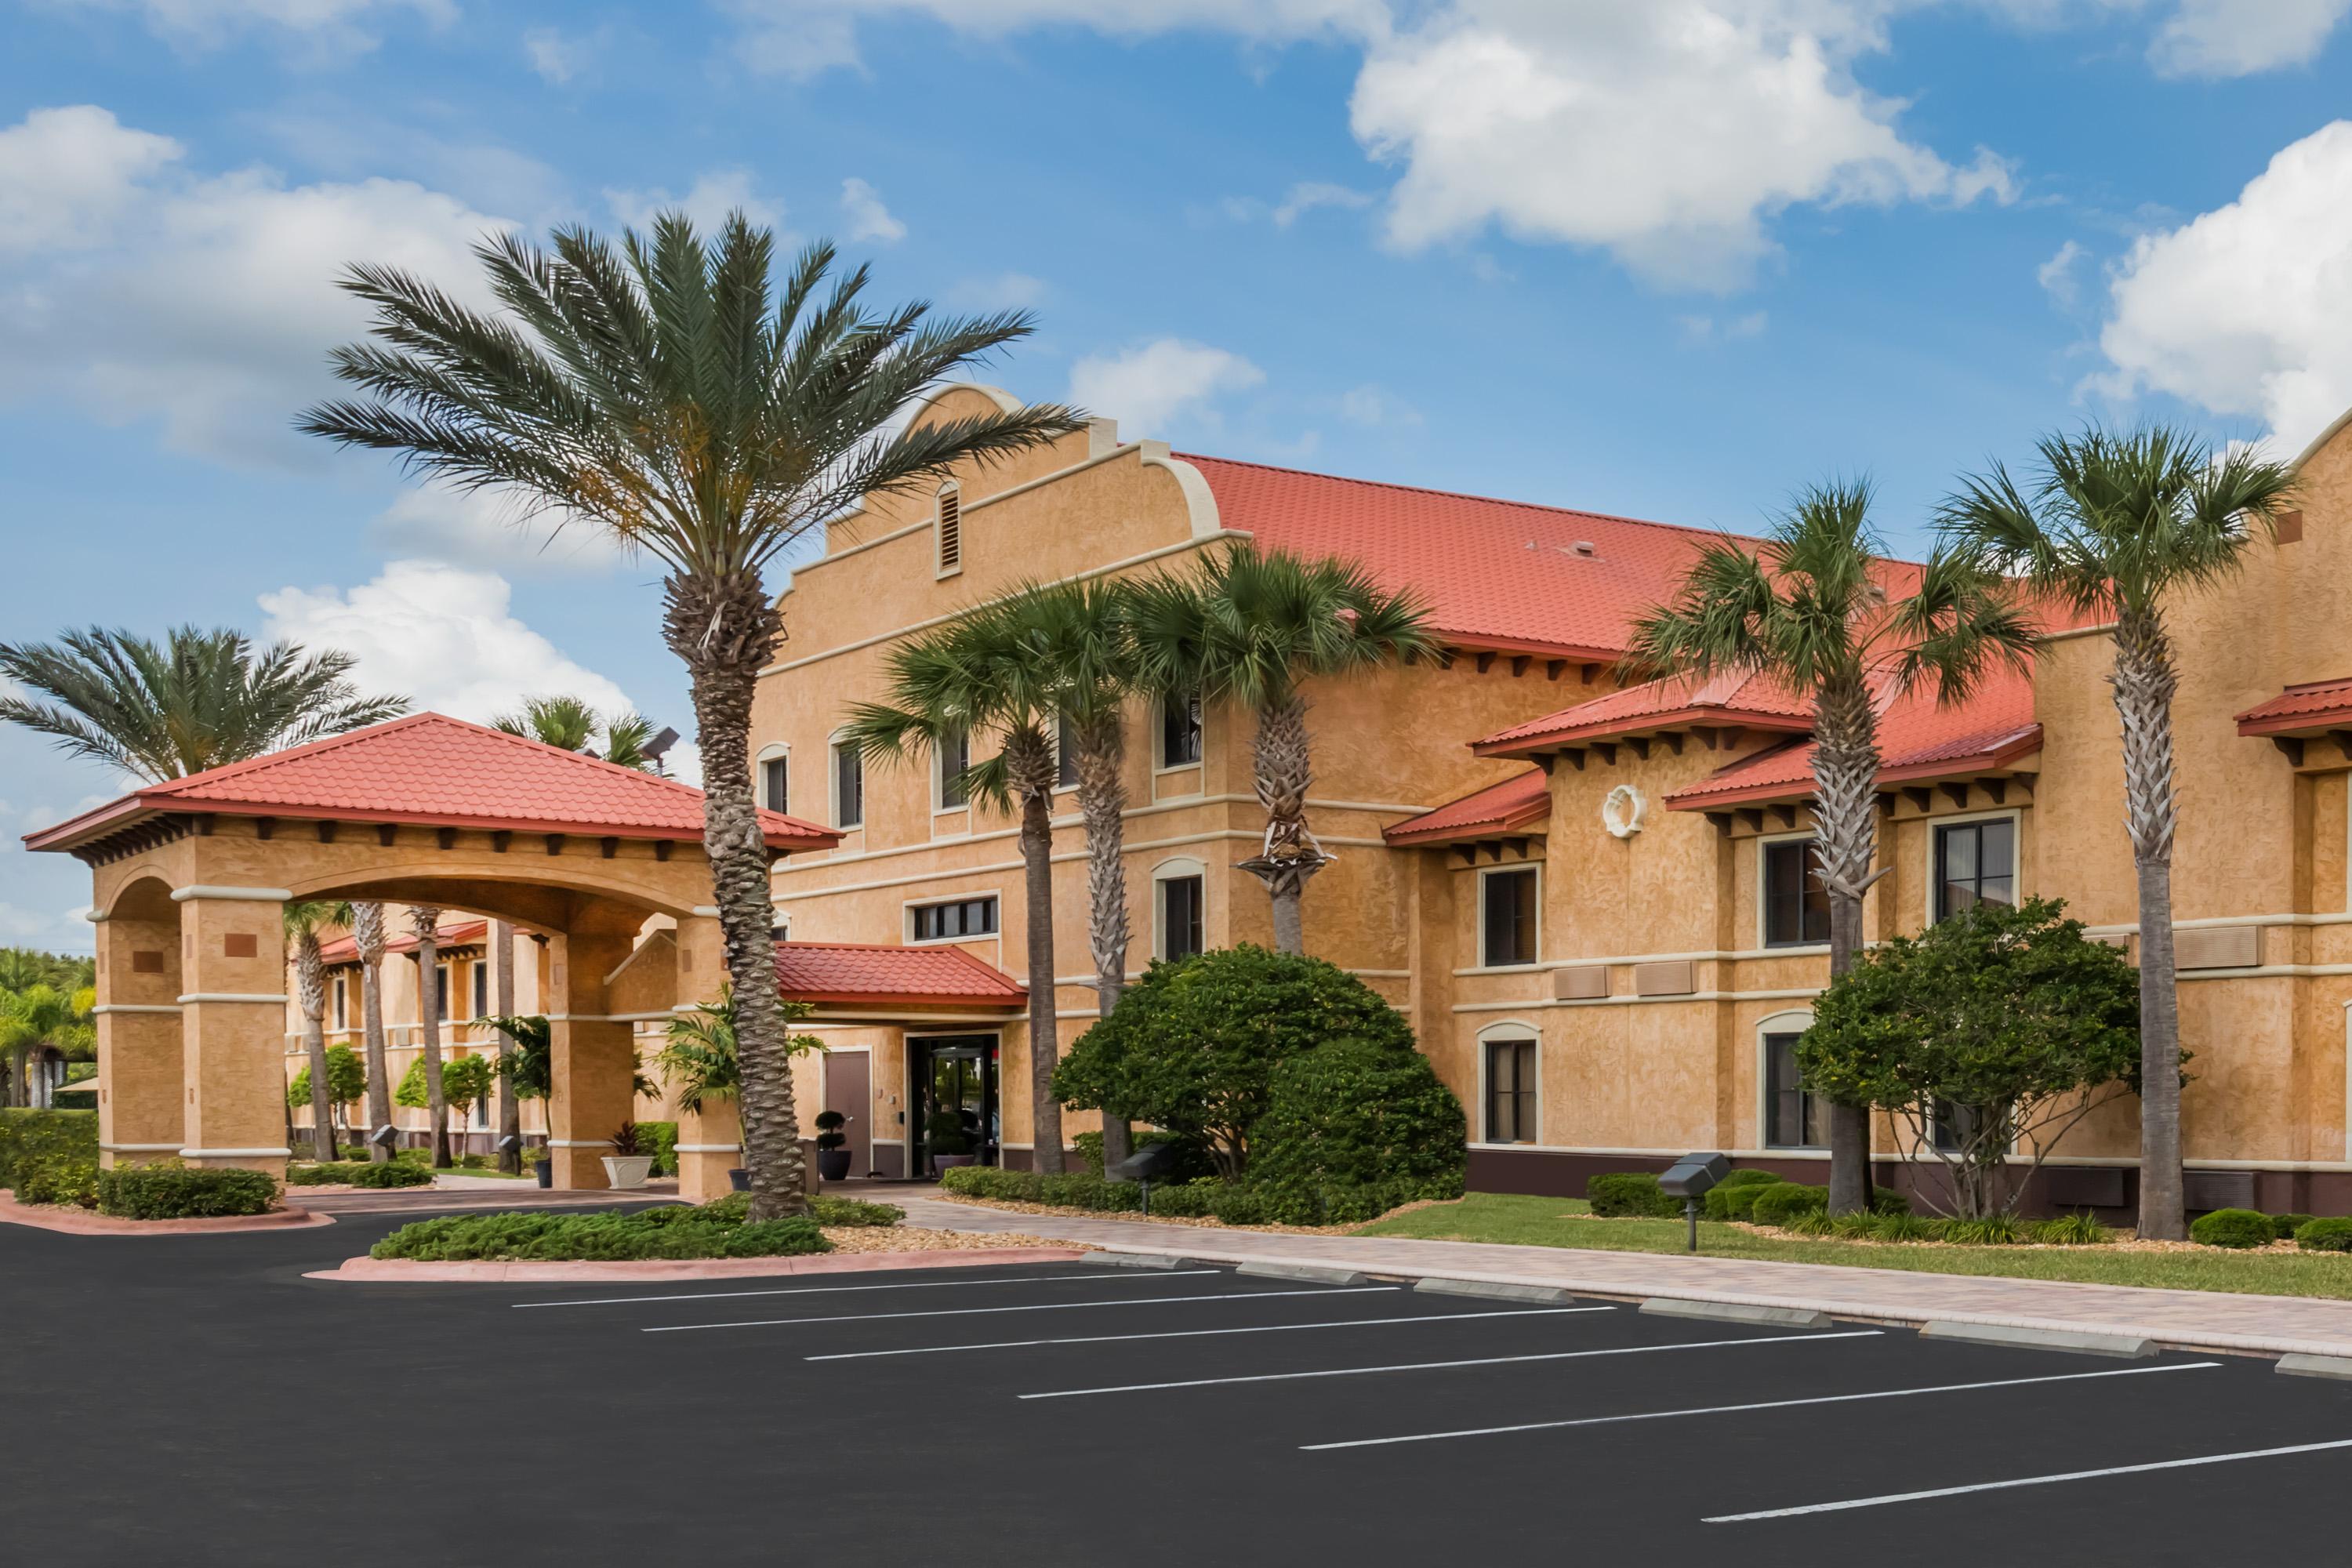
(898, 1193, 2352, 1359)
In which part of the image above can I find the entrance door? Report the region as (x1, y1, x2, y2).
(823, 1051, 871, 1178)
(911, 1035, 999, 1176)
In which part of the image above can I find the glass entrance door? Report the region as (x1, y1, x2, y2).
(912, 1035, 999, 1174)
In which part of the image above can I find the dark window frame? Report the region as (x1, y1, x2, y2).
(1159, 873, 1205, 960)
(911, 896, 1000, 943)
(760, 754, 789, 815)
(470, 960, 487, 1021)
(1055, 722, 1080, 790)
(833, 740, 864, 829)
(1159, 692, 1203, 768)
(936, 729, 971, 811)
(1484, 1036, 1537, 1145)
(1762, 1029, 1829, 1150)
(1480, 865, 1540, 967)
(1934, 816, 2017, 922)
(1762, 837, 1832, 948)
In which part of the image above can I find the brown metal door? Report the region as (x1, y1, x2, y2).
(826, 1051, 873, 1178)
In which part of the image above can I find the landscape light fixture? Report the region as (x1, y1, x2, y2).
(1109, 1141, 1187, 1217)
(495, 1134, 523, 1155)
(1658, 1151, 1730, 1254)
(368, 1123, 400, 1150)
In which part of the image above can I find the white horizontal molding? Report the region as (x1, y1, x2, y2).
(691, 905, 722, 917)
(1454, 989, 1823, 1013)
(101, 1141, 183, 1152)
(178, 992, 289, 1004)
(773, 829, 1384, 903)
(673, 1142, 742, 1154)
(171, 885, 293, 902)
(180, 1146, 292, 1158)
(93, 1003, 182, 1015)
(543, 1139, 612, 1149)
(541, 1011, 680, 1023)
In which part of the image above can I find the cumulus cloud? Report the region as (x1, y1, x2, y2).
(368, 483, 630, 576)
(2148, 0, 2351, 78)
(605, 168, 782, 234)
(258, 561, 639, 724)
(2092, 120, 2352, 459)
(839, 176, 906, 243)
(523, 24, 608, 84)
(1067, 339, 1265, 435)
(722, 0, 1380, 74)
(0, 106, 182, 253)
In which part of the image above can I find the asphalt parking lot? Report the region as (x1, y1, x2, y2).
(8, 1210, 2352, 1566)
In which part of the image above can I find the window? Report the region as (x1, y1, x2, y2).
(1160, 875, 1205, 960)
(1762, 1029, 1831, 1149)
(761, 754, 789, 814)
(1055, 721, 1080, 789)
(1762, 838, 1831, 947)
(1485, 1037, 1537, 1144)
(332, 975, 348, 1032)
(1160, 691, 1202, 768)
(1481, 866, 1539, 967)
(832, 740, 864, 829)
(434, 961, 451, 1018)
(936, 728, 971, 811)
(1935, 818, 2016, 920)
(912, 896, 998, 942)
(935, 483, 962, 575)
(471, 960, 488, 1021)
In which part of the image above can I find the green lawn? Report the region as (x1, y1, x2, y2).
(1356, 1192, 2352, 1301)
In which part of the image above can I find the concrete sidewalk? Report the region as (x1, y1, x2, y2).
(898, 1193, 2352, 1360)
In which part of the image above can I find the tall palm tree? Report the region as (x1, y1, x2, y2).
(842, 612, 1071, 1173)
(1130, 543, 1432, 954)
(1938, 428, 2298, 1240)
(0, 626, 408, 782)
(352, 902, 396, 1163)
(284, 900, 355, 1163)
(492, 917, 521, 1172)
(301, 214, 1082, 1219)
(492, 695, 666, 770)
(408, 904, 452, 1167)
(1626, 479, 2037, 1216)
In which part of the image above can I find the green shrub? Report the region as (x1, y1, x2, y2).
(2272, 1213, 2319, 1241)
(369, 1206, 830, 1261)
(2028, 1212, 2114, 1246)
(1719, 1167, 1783, 1189)
(1871, 1190, 1914, 1217)
(15, 1152, 99, 1207)
(1207, 1185, 1270, 1225)
(0, 1108, 98, 1189)
(808, 1195, 904, 1227)
(2190, 1207, 2277, 1250)
(93, 1163, 278, 1220)
(1750, 1183, 1831, 1227)
(640, 1120, 678, 1176)
(1712, 1181, 1785, 1221)
(1249, 1037, 1466, 1212)
(286, 1160, 433, 1188)
(1781, 1213, 1838, 1236)
(2293, 1218, 2352, 1253)
(1874, 1211, 1936, 1241)
(1936, 1214, 2024, 1245)
(1586, 1172, 1680, 1218)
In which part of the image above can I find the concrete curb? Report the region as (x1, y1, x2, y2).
(1236, 1260, 1370, 1287)
(1082, 1252, 1186, 1270)
(1413, 1277, 1577, 1305)
(305, 1246, 1089, 1283)
(1641, 1298, 1831, 1328)
(0, 1192, 336, 1236)
(1920, 1320, 2158, 1359)
(2276, 1353, 2352, 1381)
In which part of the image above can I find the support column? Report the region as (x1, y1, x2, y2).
(671, 915, 740, 1203)
(173, 888, 292, 1177)
(92, 896, 183, 1169)
(546, 925, 637, 1191)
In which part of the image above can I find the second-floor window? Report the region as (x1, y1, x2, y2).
(1056, 722, 1080, 789)
(833, 741, 864, 829)
(332, 975, 348, 1031)
(761, 755, 789, 814)
(912, 896, 997, 942)
(434, 961, 451, 1018)
(936, 729, 971, 811)
(1762, 838, 1831, 947)
(1481, 866, 1539, 967)
(1935, 818, 2016, 920)
(1160, 874, 1205, 960)
(472, 960, 488, 1020)
(1160, 692, 1202, 767)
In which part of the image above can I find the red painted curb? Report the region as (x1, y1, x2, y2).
(0, 1191, 335, 1236)
(305, 1246, 1091, 1283)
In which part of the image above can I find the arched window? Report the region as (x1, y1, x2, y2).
(757, 742, 789, 815)
(1475, 1022, 1541, 1145)
(1152, 856, 1207, 960)
(1756, 1010, 1827, 1150)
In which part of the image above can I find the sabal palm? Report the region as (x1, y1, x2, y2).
(493, 695, 665, 770)
(1937, 427, 2298, 1240)
(301, 212, 1082, 1218)
(1625, 479, 2035, 1216)
(350, 902, 396, 1163)
(284, 899, 356, 1163)
(843, 608, 1073, 1172)
(1131, 543, 1432, 954)
(0, 983, 93, 1109)
(0, 626, 407, 782)
(407, 904, 452, 1167)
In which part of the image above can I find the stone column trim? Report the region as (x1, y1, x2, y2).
(170, 885, 294, 902)
(675, 1143, 743, 1153)
(93, 1004, 183, 1014)
(101, 1142, 183, 1152)
(543, 1011, 675, 1022)
(180, 1146, 292, 1157)
(178, 992, 290, 1004)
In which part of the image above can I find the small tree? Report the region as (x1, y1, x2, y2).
(1797, 898, 2143, 1219)
(398, 1054, 495, 1156)
(1052, 944, 1417, 1180)
(288, 1046, 368, 1144)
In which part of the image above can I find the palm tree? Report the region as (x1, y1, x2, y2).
(1130, 543, 1432, 954)
(843, 612, 1073, 1172)
(492, 918, 521, 1172)
(1938, 428, 2298, 1240)
(352, 902, 396, 1163)
(284, 900, 355, 1163)
(655, 982, 827, 1113)
(408, 904, 452, 1167)
(0, 626, 408, 782)
(1626, 479, 2037, 1216)
(301, 214, 1082, 1219)
(0, 983, 93, 1109)
(492, 695, 666, 770)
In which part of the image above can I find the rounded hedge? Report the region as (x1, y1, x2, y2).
(2188, 1207, 2276, 1249)
(1586, 1172, 1679, 1218)
(2293, 1217, 2352, 1253)
(94, 1163, 278, 1220)
(2271, 1212, 2319, 1241)
(1248, 1036, 1466, 1212)
(1751, 1183, 1831, 1227)
(1719, 1168, 1783, 1190)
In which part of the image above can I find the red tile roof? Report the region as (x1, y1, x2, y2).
(314, 918, 492, 967)
(775, 941, 1025, 1009)
(24, 713, 841, 854)
(1383, 768, 1552, 846)
(2235, 677, 2352, 736)
(1474, 669, 1818, 756)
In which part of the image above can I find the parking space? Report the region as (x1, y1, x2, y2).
(9, 1216, 2352, 1566)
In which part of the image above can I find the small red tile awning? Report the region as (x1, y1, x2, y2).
(24, 713, 841, 855)
(1384, 769, 1550, 847)
(775, 941, 1025, 1011)
(1473, 669, 1817, 757)
(2235, 677, 2352, 738)
(315, 918, 494, 967)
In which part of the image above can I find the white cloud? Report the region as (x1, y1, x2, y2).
(723, 0, 1381, 75)
(839, 176, 906, 244)
(368, 483, 630, 575)
(1067, 338, 1265, 435)
(1338, 383, 1421, 426)
(2149, 0, 2352, 77)
(0, 106, 182, 254)
(2092, 120, 2352, 459)
(1272, 181, 1374, 227)
(257, 561, 638, 724)
(523, 24, 611, 84)
(49, 0, 454, 53)
(605, 168, 782, 234)
(2036, 238, 2086, 305)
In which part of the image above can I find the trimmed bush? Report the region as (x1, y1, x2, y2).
(1585, 1172, 1680, 1218)
(1249, 1037, 1466, 1214)
(2272, 1213, 2319, 1241)
(370, 1204, 829, 1261)
(1713, 1181, 1786, 1221)
(2189, 1207, 2277, 1250)
(285, 1160, 432, 1189)
(93, 1163, 277, 1220)
(15, 1152, 99, 1207)
(1720, 1168, 1782, 1189)
(1750, 1183, 1831, 1227)
(810, 1195, 905, 1226)
(0, 1108, 98, 1190)
(2294, 1218, 2352, 1253)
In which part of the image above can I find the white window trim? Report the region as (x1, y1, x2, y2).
(756, 742, 791, 816)
(1755, 1008, 1821, 1152)
(1756, 829, 1830, 953)
(1150, 856, 1208, 961)
(1153, 691, 1205, 775)
(1924, 808, 2024, 926)
(932, 731, 973, 821)
(1475, 1020, 1543, 1146)
(934, 481, 964, 580)
(826, 730, 865, 832)
(902, 888, 1004, 947)
(1473, 862, 1543, 971)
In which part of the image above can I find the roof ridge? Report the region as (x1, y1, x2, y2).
(145, 711, 440, 799)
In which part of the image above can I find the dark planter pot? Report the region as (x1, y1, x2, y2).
(728, 1167, 751, 1192)
(817, 1149, 853, 1182)
(533, 1158, 552, 1189)
(932, 1153, 975, 1176)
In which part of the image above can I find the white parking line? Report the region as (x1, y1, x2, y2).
(511, 1270, 1221, 1310)
(643, 1284, 1396, 1334)
(1019, 1327, 1870, 1399)
(805, 1306, 1602, 1361)
(1304, 1360, 2223, 1451)
(1706, 1432, 2352, 1522)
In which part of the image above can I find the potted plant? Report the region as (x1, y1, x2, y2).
(927, 1108, 976, 1175)
(815, 1110, 854, 1182)
(601, 1122, 655, 1189)
(532, 1143, 553, 1189)
(655, 984, 827, 1194)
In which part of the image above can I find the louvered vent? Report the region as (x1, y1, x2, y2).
(937, 487, 962, 573)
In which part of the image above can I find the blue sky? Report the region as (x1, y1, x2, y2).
(3, 0, 2350, 951)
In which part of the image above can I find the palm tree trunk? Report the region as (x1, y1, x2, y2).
(355, 903, 394, 1163)
(2114, 607, 2186, 1240)
(410, 906, 449, 1167)
(666, 572, 806, 1221)
(493, 919, 520, 1173)
(1812, 680, 1882, 1218)
(1076, 717, 1133, 1172)
(1004, 729, 1065, 1174)
(1243, 693, 1327, 956)
(297, 940, 336, 1164)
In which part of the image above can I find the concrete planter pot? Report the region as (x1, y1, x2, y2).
(932, 1153, 975, 1176)
(533, 1158, 552, 1189)
(817, 1149, 853, 1182)
(728, 1167, 750, 1192)
(601, 1155, 654, 1189)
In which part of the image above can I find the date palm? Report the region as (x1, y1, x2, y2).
(284, 899, 355, 1163)
(1130, 543, 1432, 954)
(301, 213, 1081, 1219)
(408, 904, 452, 1167)
(1938, 427, 2298, 1240)
(1626, 479, 2035, 1216)
(492, 695, 665, 770)
(0, 626, 407, 782)
(351, 902, 397, 1163)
